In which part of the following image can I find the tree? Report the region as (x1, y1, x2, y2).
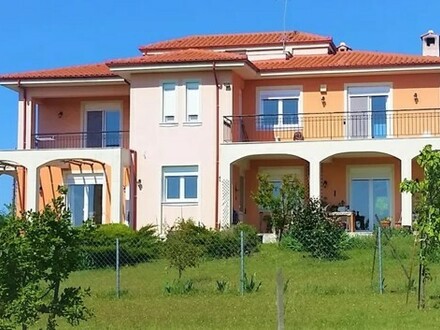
(401, 144, 440, 309)
(0, 191, 93, 329)
(252, 174, 305, 241)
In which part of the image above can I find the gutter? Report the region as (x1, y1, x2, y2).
(212, 62, 220, 229)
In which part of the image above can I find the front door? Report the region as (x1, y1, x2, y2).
(350, 178, 391, 231)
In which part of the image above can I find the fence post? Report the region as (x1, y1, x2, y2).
(378, 226, 383, 294)
(276, 268, 285, 330)
(240, 230, 244, 296)
(116, 238, 120, 298)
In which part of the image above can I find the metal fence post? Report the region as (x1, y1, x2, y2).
(240, 230, 244, 296)
(378, 226, 383, 294)
(116, 238, 120, 298)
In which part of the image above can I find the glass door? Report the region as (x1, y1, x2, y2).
(371, 96, 387, 138)
(86, 110, 121, 148)
(68, 184, 103, 225)
(350, 178, 391, 231)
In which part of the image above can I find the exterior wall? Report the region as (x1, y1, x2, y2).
(238, 73, 440, 142)
(321, 156, 401, 224)
(130, 70, 233, 231)
(236, 158, 308, 229)
(37, 96, 130, 135)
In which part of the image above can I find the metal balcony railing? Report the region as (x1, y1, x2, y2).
(31, 131, 129, 149)
(223, 108, 440, 143)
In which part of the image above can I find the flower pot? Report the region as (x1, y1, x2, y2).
(380, 220, 391, 228)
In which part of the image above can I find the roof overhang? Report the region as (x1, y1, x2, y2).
(258, 65, 440, 78)
(0, 77, 126, 91)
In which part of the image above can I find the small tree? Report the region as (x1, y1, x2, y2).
(401, 144, 440, 309)
(0, 192, 93, 329)
(252, 174, 305, 241)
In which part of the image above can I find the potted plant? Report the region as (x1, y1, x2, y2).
(380, 216, 392, 228)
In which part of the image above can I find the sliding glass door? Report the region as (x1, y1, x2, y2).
(86, 107, 121, 148)
(350, 178, 391, 231)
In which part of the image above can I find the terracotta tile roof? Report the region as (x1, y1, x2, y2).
(139, 31, 332, 52)
(107, 49, 248, 67)
(0, 63, 116, 80)
(255, 50, 440, 72)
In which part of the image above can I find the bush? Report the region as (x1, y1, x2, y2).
(288, 198, 346, 260)
(79, 223, 161, 269)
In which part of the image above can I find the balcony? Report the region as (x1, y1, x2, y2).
(31, 131, 130, 149)
(223, 108, 440, 143)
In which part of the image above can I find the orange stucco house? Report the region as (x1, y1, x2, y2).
(1, 30, 440, 233)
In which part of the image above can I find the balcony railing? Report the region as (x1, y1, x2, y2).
(223, 108, 440, 143)
(31, 131, 129, 149)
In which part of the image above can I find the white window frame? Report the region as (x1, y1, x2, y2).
(184, 81, 201, 124)
(257, 86, 302, 130)
(162, 166, 199, 203)
(82, 101, 123, 147)
(162, 82, 178, 124)
(65, 173, 106, 225)
(345, 83, 393, 139)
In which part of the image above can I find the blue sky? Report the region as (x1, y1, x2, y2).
(0, 0, 438, 208)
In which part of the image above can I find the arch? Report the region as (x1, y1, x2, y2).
(321, 151, 400, 164)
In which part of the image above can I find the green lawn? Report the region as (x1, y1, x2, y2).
(52, 238, 440, 329)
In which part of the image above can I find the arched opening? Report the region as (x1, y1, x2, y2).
(321, 151, 401, 231)
(230, 153, 309, 232)
(0, 161, 26, 214)
(37, 157, 131, 227)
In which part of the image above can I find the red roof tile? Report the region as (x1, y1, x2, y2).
(139, 31, 332, 52)
(107, 49, 248, 67)
(255, 51, 440, 72)
(0, 63, 116, 80)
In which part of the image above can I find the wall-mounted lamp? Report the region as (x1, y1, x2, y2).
(58, 111, 63, 118)
(321, 96, 326, 107)
(223, 82, 231, 91)
(322, 180, 328, 188)
(414, 93, 419, 104)
(137, 179, 143, 190)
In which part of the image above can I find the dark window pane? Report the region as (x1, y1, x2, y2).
(184, 176, 198, 199)
(261, 99, 278, 128)
(282, 99, 299, 125)
(166, 177, 180, 199)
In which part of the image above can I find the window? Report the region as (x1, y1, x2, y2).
(186, 82, 200, 122)
(66, 174, 104, 226)
(163, 166, 198, 202)
(259, 89, 301, 129)
(347, 86, 390, 138)
(162, 82, 177, 123)
(85, 102, 122, 148)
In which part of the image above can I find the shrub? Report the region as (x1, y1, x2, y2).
(288, 198, 346, 260)
(80, 223, 161, 269)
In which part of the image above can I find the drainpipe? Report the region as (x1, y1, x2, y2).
(212, 62, 220, 229)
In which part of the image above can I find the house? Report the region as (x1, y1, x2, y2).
(1, 30, 440, 233)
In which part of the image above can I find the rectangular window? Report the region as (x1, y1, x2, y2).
(347, 86, 390, 139)
(66, 174, 104, 226)
(163, 82, 177, 123)
(163, 166, 198, 202)
(259, 89, 300, 129)
(186, 82, 200, 122)
(85, 106, 121, 148)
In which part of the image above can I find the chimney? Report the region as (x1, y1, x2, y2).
(337, 42, 352, 52)
(421, 30, 440, 56)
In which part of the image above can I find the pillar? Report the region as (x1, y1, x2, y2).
(25, 166, 39, 211)
(401, 157, 413, 227)
(219, 162, 231, 228)
(309, 159, 321, 199)
(111, 163, 123, 223)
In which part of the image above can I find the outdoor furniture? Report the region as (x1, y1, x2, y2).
(328, 211, 355, 232)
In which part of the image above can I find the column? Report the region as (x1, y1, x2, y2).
(219, 162, 231, 228)
(25, 100, 33, 150)
(111, 163, 123, 224)
(401, 157, 413, 227)
(17, 94, 25, 150)
(308, 159, 321, 199)
(25, 166, 39, 211)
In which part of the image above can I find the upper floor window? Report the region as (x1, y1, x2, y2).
(186, 82, 200, 122)
(258, 89, 301, 129)
(347, 85, 390, 139)
(162, 82, 177, 123)
(84, 102, 122, 148)
(163, 166, 198, 203)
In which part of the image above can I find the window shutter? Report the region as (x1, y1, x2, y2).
(163, 83, 176, 122)
(186, 82, 200, 121)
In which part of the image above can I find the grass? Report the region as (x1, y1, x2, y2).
(49, 236, 440, 329)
